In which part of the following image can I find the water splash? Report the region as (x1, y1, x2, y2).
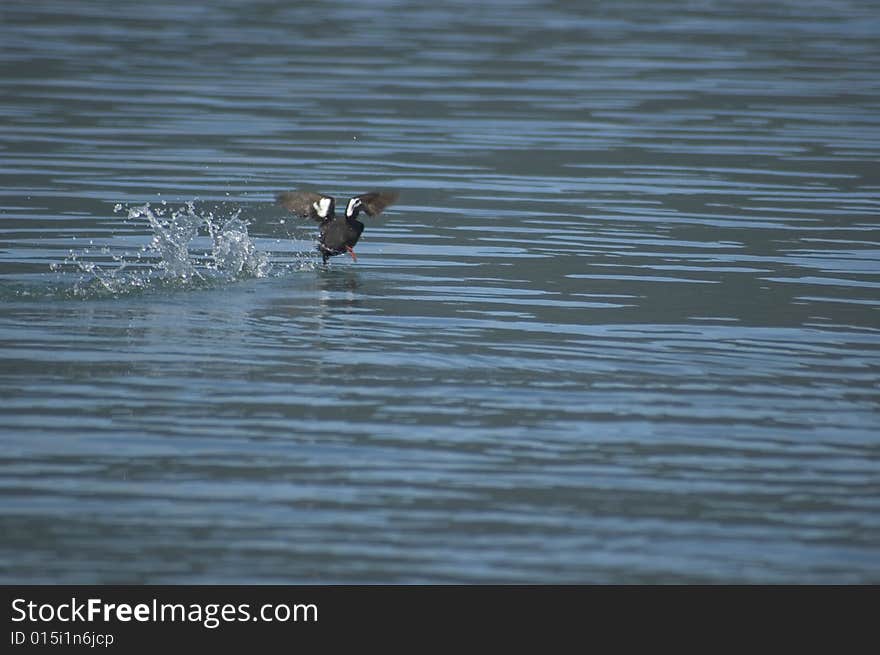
(131, 201, 204, 281)
(205, 214, 270, 280)
(50, 201, 281, 299)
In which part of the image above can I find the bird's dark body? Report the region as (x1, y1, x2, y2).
(318, 216, 364, 263)
(276, 189, 397, 264)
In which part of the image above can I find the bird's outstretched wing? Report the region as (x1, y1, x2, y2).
(276, 190, 335, 222)
(354, 190, 398, 216)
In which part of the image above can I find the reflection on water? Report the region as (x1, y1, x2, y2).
(0, 0, 878, 583)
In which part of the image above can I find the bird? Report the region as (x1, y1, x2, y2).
(276, 189, 398, 264)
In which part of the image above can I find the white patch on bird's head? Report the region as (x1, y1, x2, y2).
(345, 197, 361, 218)
(312, 197, 332, 218)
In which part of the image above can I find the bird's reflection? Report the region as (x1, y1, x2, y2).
(314, 267, 361, 324)
(317, 268, 360, 294)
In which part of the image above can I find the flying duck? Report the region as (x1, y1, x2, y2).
(276, 189, 398, 264)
